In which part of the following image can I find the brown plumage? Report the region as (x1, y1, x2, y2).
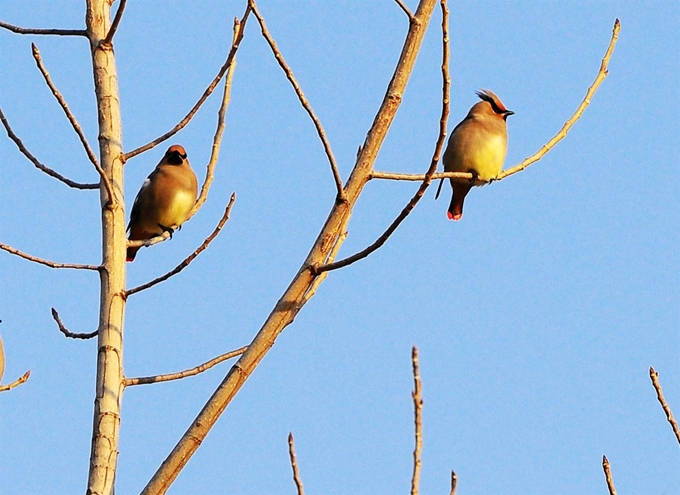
(435, 90, 513, 220)
(126, 145, 198, 261)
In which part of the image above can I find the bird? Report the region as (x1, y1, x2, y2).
(435, 90, 513, 220)
(126, 144, 198, 262)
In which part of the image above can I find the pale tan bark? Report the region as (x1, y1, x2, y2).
(84, 1, 126, 494)
(141, 1, 438, 492)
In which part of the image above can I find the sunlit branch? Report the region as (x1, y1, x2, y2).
(0, 107, 99, 189)
(497, 19, 620, 180)
(190, 20, 239, 218)
(649, 367, 680, 444)
(30, 43, 115, 203)
(602, 455, 617, 495)
(126, 194, 236, 297)
(0, 20, 86, 37)
(249, 0, 345, 199)
(395, 0, 416, 21)
(51, 308, 98, 340)
(102, 0, 127, 46)
(0, 242, 100, 270)
(449, 471, 458, 495)
(0, 370, 31, 393)
(124, 346, 248, 386)
(315, 0, 450, 275)
(370, 170, 473, 181)
(123, 6, 251, 161)
(288, 433, 305, 495)
(410, 346, 423, 495)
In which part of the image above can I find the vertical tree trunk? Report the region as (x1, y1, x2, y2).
(85, 1, 126, 493)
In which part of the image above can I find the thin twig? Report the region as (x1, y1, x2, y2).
(315, 0, 450, 275)
(0, 21, 86, 37)
(0, 107, 98, 189)
(30, 43, 115, 203)
(51, 308, 98, 340)
(190, 20, 239, 218)
(497, 19, 620, 180)
(650, 367, 680, 444)
(126, 194, 236, 297)
(0, 370, 31, 393)
(602, 455, 617, 495)
(410, 346, 423, 495)
(102, 0, 127, 46)
(0, 242, 100, 270)
(288, 433, 305, 495)
(370, 170, 473, 181)
(249, 0, 345, 200)
(395, 0, 416, 21)
(126, 232, 171, 249)
(124, 346, 248, 386)
(449, 470, 458, 495)
(123, 5, 251, 162)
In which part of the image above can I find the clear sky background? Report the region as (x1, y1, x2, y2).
(0, 1, 678, 494)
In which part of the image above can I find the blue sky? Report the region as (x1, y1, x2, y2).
(0, 1, 678, 494)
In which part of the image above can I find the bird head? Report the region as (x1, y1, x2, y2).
(165, 145, 188, 165)
(474, 90, 514, 121)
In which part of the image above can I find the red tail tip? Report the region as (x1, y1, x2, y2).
(447, 211, 462, 221)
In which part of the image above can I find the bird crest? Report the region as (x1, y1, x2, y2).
(475, 89, 511, 115)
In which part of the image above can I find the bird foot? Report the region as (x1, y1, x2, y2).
(158, 224, 175, 239)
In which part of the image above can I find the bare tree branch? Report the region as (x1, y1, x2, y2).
(497, 19, 620, 180)
(126, 194, 236, 297)
(602, 455, 617, 495)
(449, 470, 458, 495)
(249, 0, 345, 200)
(410, 346, 423, 495)
(102, 0, 127, 46)
(0, 107, 99, 189)
(141, 2, 439, 491)
(190, 20, 240, 218)
(0, 370, 31, 393)
(287, 433, 305, 495)
(0, 20, 87, 37)
(51, 308, 98, 340)
(649, 367, 680, 445)
(123, 6, 251, 162)
(30, 43, 115, 203)
(370, 170, 473, 181)
(315, 0, 450, 275)
(124, 346, 248, 386)
(0, 242, 101, 270)
(395, 0, 416, 21)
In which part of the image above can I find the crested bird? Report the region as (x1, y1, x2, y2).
(435, 90, 513, 220)
(126, 144, 198, 261)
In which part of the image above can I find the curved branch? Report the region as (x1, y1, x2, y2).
(0, 107, 99, 189)
(126, 194, 236, 297)
(315, 0, 450, 275)
(0, 242, 101, 270)
(123, 6, 251, 162)
(0, 370, 31, 393)
(0, 20, 86, 37)
(649, 367, 680, 444)
(30, 43, 114, 202)
(497, 19, 620, 180)
(190, 20, 239, 218)
(102, 0, 127, 46)
(124, 346, 248, 387)
(249, 0, 345, 199)
(51, 308, 98, 340)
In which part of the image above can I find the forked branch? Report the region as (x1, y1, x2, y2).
(249, 0, 345, 199)
(102, 0, 127, 46)
(123, 6, 251, 161)
(124, 346, 248, 386)
(0, 107, 98, 189)
(649, 367, 680, 444)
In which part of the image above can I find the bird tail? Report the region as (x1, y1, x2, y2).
(447, 182, 472, 221)
(126, 246, 139, 262)
(434, 178, 444, 200)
